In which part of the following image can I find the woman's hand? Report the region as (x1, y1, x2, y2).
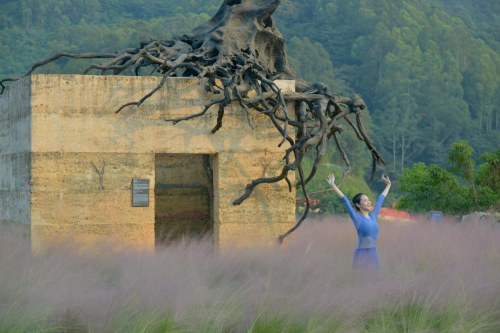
(326, 173, 336, 187)
(326, 173, 344, 198)
(381, 174, 391, 185)
(381, 174, 391, 196)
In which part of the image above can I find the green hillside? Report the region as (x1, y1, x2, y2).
(1, 0, 499, 213)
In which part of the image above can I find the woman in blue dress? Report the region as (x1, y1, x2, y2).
(326, 173, 391, 271)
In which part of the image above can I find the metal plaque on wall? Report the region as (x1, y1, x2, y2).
(132, 179, 149, 207)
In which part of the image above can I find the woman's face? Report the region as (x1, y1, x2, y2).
(357, 194, 371, 212)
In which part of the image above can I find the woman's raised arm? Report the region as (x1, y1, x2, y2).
(326, 174, 345, 198)
(381, 174, 391, 197)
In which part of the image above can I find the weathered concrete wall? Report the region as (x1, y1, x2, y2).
(214, 151, 297, 249)
(5, 74, 295, 252)
(30, 151, 154, 252)
(0, 78, 31, 238)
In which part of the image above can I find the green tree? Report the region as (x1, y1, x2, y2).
(476, 146, 500, 193)
(463, 52, 500, 132)
(397, 162, 470, 214)
(287, 36, 342, 92)
(447, 140, 478, 206)
(373, 38, 423, 172)
(398, 142, 500, 214)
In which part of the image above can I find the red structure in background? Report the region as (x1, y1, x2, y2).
(375, 206, 411, 219)
(296, 198, 321, 207)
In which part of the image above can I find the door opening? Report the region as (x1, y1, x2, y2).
(154, 154, 214, 246)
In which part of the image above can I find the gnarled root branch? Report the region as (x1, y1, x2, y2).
(0, 0, 386, 244)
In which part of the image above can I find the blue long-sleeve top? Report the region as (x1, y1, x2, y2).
(340, 195, 386, 249)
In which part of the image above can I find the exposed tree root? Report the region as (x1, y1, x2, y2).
(1, 0, 386, 243)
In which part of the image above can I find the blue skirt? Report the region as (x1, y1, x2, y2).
(353, 247, 379, 271)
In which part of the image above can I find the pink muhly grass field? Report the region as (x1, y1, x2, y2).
(0, 217, 499, 332)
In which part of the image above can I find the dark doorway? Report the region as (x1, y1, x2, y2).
(154, 154, 214, 246)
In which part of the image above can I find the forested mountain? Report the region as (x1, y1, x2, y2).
(430, 0, 500, 52)
(1, 0, 499, 210)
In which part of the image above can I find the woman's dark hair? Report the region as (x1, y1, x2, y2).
(352, 193, 367, 211)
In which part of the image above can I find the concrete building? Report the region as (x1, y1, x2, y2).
(0, 75, 296, 252)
